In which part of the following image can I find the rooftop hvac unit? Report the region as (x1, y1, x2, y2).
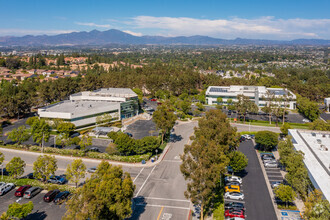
(317, 139, 322, 144)
(312, 132, 316, 137)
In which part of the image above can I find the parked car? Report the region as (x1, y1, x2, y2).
(225, 209, 245, 219)
(44, 189, 60, 202)
(226, 166, 233, 174)
(271, 181, 282, 189)
(225, 181, 240, 186)
(0, 182, 5, 188)
(23, 187, 42, 199)
(225, 185, 240, 193)
(15, 185, 32, 197)
(0, 168, 9, 176)
(124, 132, 133, 137)
(87, 167, 97, 173)
(150, 98, 157, 102)
(302, 119, 310, 123)
(225, 192, 244, 201)
(225, 176, 243, 184)
(225, 202, 245, 211)
(19, 173, 35, 179)
(239, 136, 246, 142)
(53, 191, 70, 204)
(263, 158, 276, 163)
(70, 132, 80, 138)
(47, 175, 66, 184)
(0, 183, 15, 196)
(264, 161, 278, 168)
(90, 147, 100, 152)
(241, 134, 251, 140)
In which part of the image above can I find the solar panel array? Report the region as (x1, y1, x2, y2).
(209, 87, 228, 93)
(268, 89, 287, 96)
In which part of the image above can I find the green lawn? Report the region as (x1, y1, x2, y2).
(213, 201, 225, 220)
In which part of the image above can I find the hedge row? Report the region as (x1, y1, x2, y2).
(0, 144, 152, 163)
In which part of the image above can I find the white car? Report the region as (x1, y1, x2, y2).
(242, 134, 251, 140)
(0, 182, 5, 188)
(225, 176, 242, 184)
(0, 183, 15, 196)
(264, 161, 278, 168)
(302, 119, 310, 123)
(225, 192, 244, 201)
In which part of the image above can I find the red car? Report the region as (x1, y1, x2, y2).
(225, 209, 245, 218)
(150, 98, 157, 101)
(15, 185, 31, 197)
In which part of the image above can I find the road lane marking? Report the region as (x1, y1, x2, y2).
(157, 206, 164, 220)
(144, 197, 190, 203)
(136, 203, 190, 210)
(133, 167, 145, 183)
(162, 160, 181, 163)
(135, 165, 157, 196)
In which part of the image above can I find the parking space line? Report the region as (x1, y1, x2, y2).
(133, 167, 144, 183)
(135, 165, 157, 197)
(136, 203, 190, 210)
(157, 206, 164, 220)
(224, 199, 245, 204)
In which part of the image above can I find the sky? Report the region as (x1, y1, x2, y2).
(1, 0, 330, 40)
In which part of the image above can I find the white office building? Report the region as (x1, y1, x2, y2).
(205, 85, 297, 109)
(289, 129, 330, 202)
(324, 98, 330, 112)
(38, 88, 139, 128)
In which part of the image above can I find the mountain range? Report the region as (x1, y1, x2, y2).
(0, 29, 329, 46)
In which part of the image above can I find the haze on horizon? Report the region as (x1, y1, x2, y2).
(1, 0, 330, 40)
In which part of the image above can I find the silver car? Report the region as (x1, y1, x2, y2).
(264, 161, 278, 168)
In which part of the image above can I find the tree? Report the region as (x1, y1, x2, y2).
(280, 123, 291, 136)
(135, 136, 160, 154)
(7, 125, 30, 144)
(78, 135, 92, 150)
(114, 132, 135, 155)
(57, 122, 76, 136)
(255, 131, 278, 151)
(33, 155, 57, 182)
(196, 102, 205, 111)
(297, 96, 320, 121)
(304, 189, 330, 220)
(153, 102, 177, 144)
(55, 133, 72, 148)
(216, 97, 223, 105)
(132, 88, 143, 104)
(5, 157, 25, 178)
(262, 90, 275, 124)
(235, 95, 258, 123)
(6, 201, 34, 219)
(180, 110, 238, 219)
(308, 119, 330, 131)
(29, 117, 50, 150)
(229, 151, 248, 173)
(64, 161, 135, 220)
(274, 185, 296, 207)
(65, 159, 86, 188)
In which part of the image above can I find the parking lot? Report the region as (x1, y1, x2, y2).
(235, 140, 277, 220)
(125, 119, 159, 140)
(0, 187, 66, 220)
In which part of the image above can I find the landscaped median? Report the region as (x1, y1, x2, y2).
(0, 144, 152, 163)
(0, 176, 76, 193)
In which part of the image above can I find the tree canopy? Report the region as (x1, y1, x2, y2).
(6, 157, 26, 178)
(255, 131, 278, 151)
(33, 155, 57, 182)
(64, 161, 135, 220)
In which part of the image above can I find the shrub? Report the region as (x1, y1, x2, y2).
(255, 131, 279, 151)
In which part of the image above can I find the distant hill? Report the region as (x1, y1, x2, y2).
(0, 29, 329, 46)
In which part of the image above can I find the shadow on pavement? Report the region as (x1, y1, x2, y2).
(25, 210, 47, 220)
(170, 134, 183, 143)
(128, 196, 146, 220)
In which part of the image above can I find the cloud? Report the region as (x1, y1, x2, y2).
(0, 29, 76, 36)
(130, 16, 330, 40)
(75, 22, 111, 28)
(122, 30, 143, 36)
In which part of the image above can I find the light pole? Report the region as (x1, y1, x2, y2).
(155, 149, 158, 160)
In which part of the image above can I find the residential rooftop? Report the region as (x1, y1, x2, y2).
(289, 129, 330, 202)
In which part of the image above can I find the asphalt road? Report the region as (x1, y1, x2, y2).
(129, 121, 197, 220)
(238, 140, 277, 220)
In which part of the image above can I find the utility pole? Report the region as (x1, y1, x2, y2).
(42, 132, 44, 153)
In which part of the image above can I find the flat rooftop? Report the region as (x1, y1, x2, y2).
(71, 88, 137, 98)
(39, 100, 120, 118)
(289, 129, 330, 202)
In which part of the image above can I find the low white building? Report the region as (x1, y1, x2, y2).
(38, 88, 139, 128)
(205, 85, 297, 109)
(324, 98, 330, 112)
(289, 129, 330, 202)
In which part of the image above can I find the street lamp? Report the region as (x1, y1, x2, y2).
(155, 149, 158, 160)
